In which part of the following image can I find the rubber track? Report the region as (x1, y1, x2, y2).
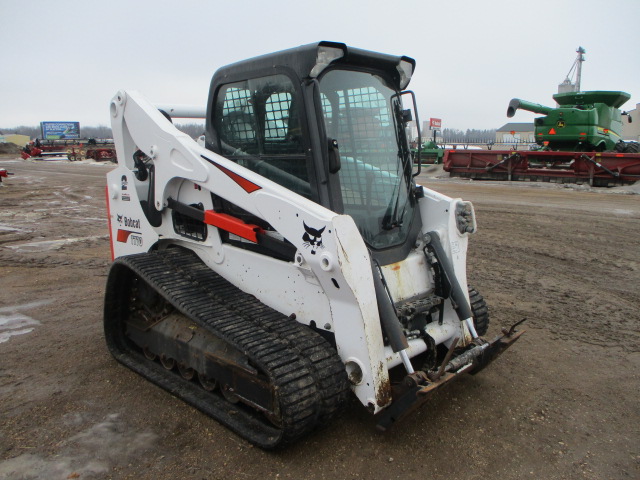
(468, 286, 489, 336)
(104, 248, 350, 448)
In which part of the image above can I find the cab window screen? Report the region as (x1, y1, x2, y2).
(319, 69, 414, 250)
(219, 87, 257, 153)
(265, 92, 291, 140)
(214, 75, 309, 197)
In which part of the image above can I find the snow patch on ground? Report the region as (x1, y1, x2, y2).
(5, 235, 107, 253)
(0, 414, 157, 480)
(0, 301, 51, 344)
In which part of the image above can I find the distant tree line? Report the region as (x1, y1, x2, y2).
(1, 125, 45, 138)
(440, 128, 496, 144)
(0, 123, 204, 140)
(3, 123, 494, 145)
(0, 125, 114, 139)
(174, 123, 206, 139)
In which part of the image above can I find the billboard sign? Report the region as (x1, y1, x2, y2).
(40, 122, 80, 140)
(429, 118, 442, 130)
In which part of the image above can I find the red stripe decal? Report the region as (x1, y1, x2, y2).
(106, 186, 115, 260)
(117, 229, 133, 243)
(203, 210, 263, 243)
(206, 158, 262, 193)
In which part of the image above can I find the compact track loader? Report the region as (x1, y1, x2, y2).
(104, 41, 524, 448)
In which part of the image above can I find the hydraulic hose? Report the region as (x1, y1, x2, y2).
(425, 231, 478, 338)
(370, 259, 409, 354)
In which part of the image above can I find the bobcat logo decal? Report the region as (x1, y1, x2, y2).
(302, 222, 325, 255)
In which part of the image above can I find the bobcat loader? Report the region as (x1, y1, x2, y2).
(104, 41, 524, 448)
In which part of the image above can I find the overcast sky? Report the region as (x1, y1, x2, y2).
(1, 0, 639, 132)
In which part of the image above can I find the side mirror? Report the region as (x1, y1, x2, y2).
(392, 90, 422, 177)
(328, 138, 341, 173)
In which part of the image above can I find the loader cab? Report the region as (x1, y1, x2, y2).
(206, 41, 421, 264)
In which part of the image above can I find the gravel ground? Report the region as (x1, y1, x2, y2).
(0, 156, 638, 480)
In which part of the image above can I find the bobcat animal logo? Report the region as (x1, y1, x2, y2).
(117, 214, 123, 224)
(302, 222, 325, 255)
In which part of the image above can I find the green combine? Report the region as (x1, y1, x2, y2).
(412, 139, 445, 164)
(443, 90, 640, 186)
(506, 90, 638, 153)
(444, 46, 639, 186)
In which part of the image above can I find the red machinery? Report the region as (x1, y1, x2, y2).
(85, 144, 117, 162)
(20, 139, 117, 162)
(0, 168, 13, 184)
(443, 149, 640, 187)
(20, 145, 42, 159)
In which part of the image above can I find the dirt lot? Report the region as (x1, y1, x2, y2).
(0, 156, 638, 480)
